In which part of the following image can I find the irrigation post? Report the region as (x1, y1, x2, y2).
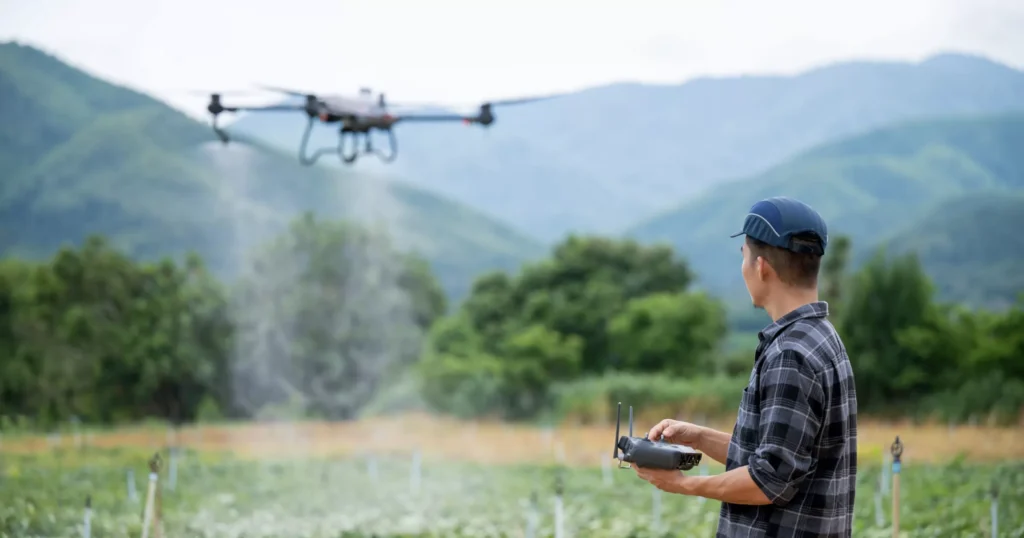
(990, 480, 999, 538)
(890, 436, 903, 538)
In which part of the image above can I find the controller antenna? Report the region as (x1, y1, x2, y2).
(613, 402, 622, 459)
(629, 405, 634, 437)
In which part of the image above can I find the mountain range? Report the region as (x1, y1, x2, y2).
(231, 53, 1024, 242)
(3, 40, 1023, 313)
(629, 113, 1024, 308)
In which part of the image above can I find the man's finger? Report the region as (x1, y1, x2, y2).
(648, 419, 671, 440)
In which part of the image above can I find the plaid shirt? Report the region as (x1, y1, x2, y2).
(716, 301, 858, 538)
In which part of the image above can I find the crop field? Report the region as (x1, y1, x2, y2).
(3, 415, 1024, 537)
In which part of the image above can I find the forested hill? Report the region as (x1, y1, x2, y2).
(879, 192, 1024, 308)
(0, 42, 545, 302)
(230, 52, 1024, 241)
(628, 113, 1024, 309)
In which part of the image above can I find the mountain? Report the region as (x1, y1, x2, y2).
(880, 192, 1024, 308)
(0, 42, 545, 302)
(627, 113, 1024, 308)
(230, 53, 1024, 242)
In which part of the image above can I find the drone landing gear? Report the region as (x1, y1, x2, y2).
(338, 128, 398, 164)
(363, 128, 398, 164)
(296, 118, 398, 166)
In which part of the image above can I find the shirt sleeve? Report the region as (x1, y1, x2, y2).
(746, 349, 824, 506)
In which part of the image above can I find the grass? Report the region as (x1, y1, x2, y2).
(3, 420, 1023, 537)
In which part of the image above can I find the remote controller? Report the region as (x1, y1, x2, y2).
(612, 402, 703, 471)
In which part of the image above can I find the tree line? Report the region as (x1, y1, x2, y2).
(1, 214, 1021, 429)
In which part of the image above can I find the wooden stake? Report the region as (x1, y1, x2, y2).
(141, 453, 162, 538)
(890, 436, 903, 538)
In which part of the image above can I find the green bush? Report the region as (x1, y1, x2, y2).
(550, 372, 748, 425)
(915, 373, 1024, 426)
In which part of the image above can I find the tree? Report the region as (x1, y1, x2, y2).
(421, 235, 718, 420)
(0, 236, 231, 425)
(458, 235, 696, 374)
(837, 249, 936, 408)
(607, 291, 727, 376)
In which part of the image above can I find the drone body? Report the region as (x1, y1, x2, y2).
(205, 85, 551, 166)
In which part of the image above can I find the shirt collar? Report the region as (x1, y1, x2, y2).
(756, 301, 830, 351)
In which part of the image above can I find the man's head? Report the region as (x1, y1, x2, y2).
(730, 197, 828, 308)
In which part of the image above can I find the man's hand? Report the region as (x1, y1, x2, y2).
(648, 418, 732, 465)
(633, 465, 691, 495)
(647, 419, 704, 447)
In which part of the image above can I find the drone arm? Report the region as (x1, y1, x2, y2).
(231, 104, 307, 112)
(392, 114, 474, 123)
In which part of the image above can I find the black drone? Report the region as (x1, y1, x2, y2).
(205, 85, 559, 166)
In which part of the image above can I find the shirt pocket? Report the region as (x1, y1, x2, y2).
(739, 384, 760, 415)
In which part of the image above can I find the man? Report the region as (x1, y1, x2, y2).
(634, 196, 858, 537)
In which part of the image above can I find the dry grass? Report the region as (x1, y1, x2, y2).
(5, 413, 1023, 467)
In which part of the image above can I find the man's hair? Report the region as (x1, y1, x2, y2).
(746, 234, 822, 288)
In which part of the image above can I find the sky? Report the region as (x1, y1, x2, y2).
(2, 0, 1023, 119)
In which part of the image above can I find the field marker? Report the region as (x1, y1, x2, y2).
(127, 469, 138, 502)
(409, 450, 422, 494)
(81, 495, 91, 538)
(524, 492, 539, 538)
(167, 449, 178, 492)
(990, 482, 999, 538)
(600, 453, 612, 486)
(880, 451, 890, 495)
(553, 494, 565, 538)
(366, 455, 378, 481)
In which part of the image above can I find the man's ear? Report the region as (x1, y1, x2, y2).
(756, 257, 769, 282)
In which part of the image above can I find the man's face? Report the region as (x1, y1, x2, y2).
(741, 241, 767, 308)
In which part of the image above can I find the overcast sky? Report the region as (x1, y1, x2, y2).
(2, 0, 1023, 118)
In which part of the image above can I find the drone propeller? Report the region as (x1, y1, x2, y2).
(178, 89, 257, 97)
(257, 84, 318, 99)
(483, 93, 565, 107)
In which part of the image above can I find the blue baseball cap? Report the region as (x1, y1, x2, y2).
(730, 196, 828, 255)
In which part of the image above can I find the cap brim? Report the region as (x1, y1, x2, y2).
(729, 231, 745, 238)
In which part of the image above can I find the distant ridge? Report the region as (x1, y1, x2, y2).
(230, 51, 1024, 241)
